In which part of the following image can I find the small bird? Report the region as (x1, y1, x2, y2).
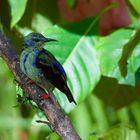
(20, 32, 76, 104)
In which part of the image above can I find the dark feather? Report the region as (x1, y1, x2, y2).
(36, 49, 76, 104)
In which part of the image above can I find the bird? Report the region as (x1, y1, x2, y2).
(20, 32, 76, 104)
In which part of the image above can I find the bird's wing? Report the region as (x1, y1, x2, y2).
(36, 49, 76, 104)
(36, 49, 67, 91)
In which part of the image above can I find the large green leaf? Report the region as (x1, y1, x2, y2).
(94, 76, 140, 109)
(96, 27, 140, 85)
(8, 0, 27, 28)
(96, 28, 137, 85)
(43, 26, 101, 112)
(95, 28, 140, 109)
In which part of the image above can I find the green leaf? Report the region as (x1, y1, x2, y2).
(129, 0, 140, 14)
(130, 102, 140, 130)
(70, 102, 93, 140)
(66, 0, 76, 8)
(62, 17, 99, 35)
(0, 21, 3, 32)
(8, 0, 27, 28)
(0, 20, 3, 32)
(44, 26, 101, 112)
(125, 0, 139, 19)
(95, 28, 140, 109)
(126, 0, 140, 29)
(94, 76, 140, 109)
(98, 124, 140, 140)
(96, 28, 136, 85)
(46, 132, 61, 140)
(87, 95, 109, 132)
(31, 13, 53, 33)
(119, 30, 140, 77)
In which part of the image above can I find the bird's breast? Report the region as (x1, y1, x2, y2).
(20, 49, 42, 83)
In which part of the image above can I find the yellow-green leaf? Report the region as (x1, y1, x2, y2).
(8, 0, 27, 28)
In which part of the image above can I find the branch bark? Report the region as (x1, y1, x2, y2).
(0, 31, 81, 140)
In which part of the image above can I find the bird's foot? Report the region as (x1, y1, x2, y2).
(39, 94, 50, 100)
(27, 80, 34, 84)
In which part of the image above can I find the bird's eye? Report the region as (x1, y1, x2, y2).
(33, 38, 40, 42)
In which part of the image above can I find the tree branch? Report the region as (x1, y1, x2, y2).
(0, 31, 81, 140)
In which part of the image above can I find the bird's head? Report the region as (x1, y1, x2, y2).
(23, 32, 57, 49)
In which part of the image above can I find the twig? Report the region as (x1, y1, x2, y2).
(0, 31, 81, 140)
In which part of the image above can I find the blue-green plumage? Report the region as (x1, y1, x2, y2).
(20, 32, 76, 104)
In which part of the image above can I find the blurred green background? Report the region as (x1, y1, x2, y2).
(1, 0, 140, 140)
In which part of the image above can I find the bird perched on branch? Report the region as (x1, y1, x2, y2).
(20, 32, 76, 104)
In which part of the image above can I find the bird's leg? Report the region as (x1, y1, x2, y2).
(39, 94, 50, 100)
(38, 92, 56, 104)
(38, 80, 56, 103)
(27, 79, 34, 84)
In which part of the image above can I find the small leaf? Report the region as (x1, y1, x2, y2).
(125, 0, 139, 18)
(46, 132, 61, 140)
(66, 0, 76, 8)
(126, 0, 140, 29)
(129, 0, 140, 15)
(0, 20, 3, 32)
(8, 0, 27, 28)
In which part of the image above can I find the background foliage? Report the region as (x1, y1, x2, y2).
(0, 0, 140, 140)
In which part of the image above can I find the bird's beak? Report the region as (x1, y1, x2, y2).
(44, 37, 58, 42)
(38, 37, 57, 50)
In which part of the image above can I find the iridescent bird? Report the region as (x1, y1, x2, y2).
(20, 32, 76, 104)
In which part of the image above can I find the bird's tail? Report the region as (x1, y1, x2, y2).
(64, 86, 76, 104)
